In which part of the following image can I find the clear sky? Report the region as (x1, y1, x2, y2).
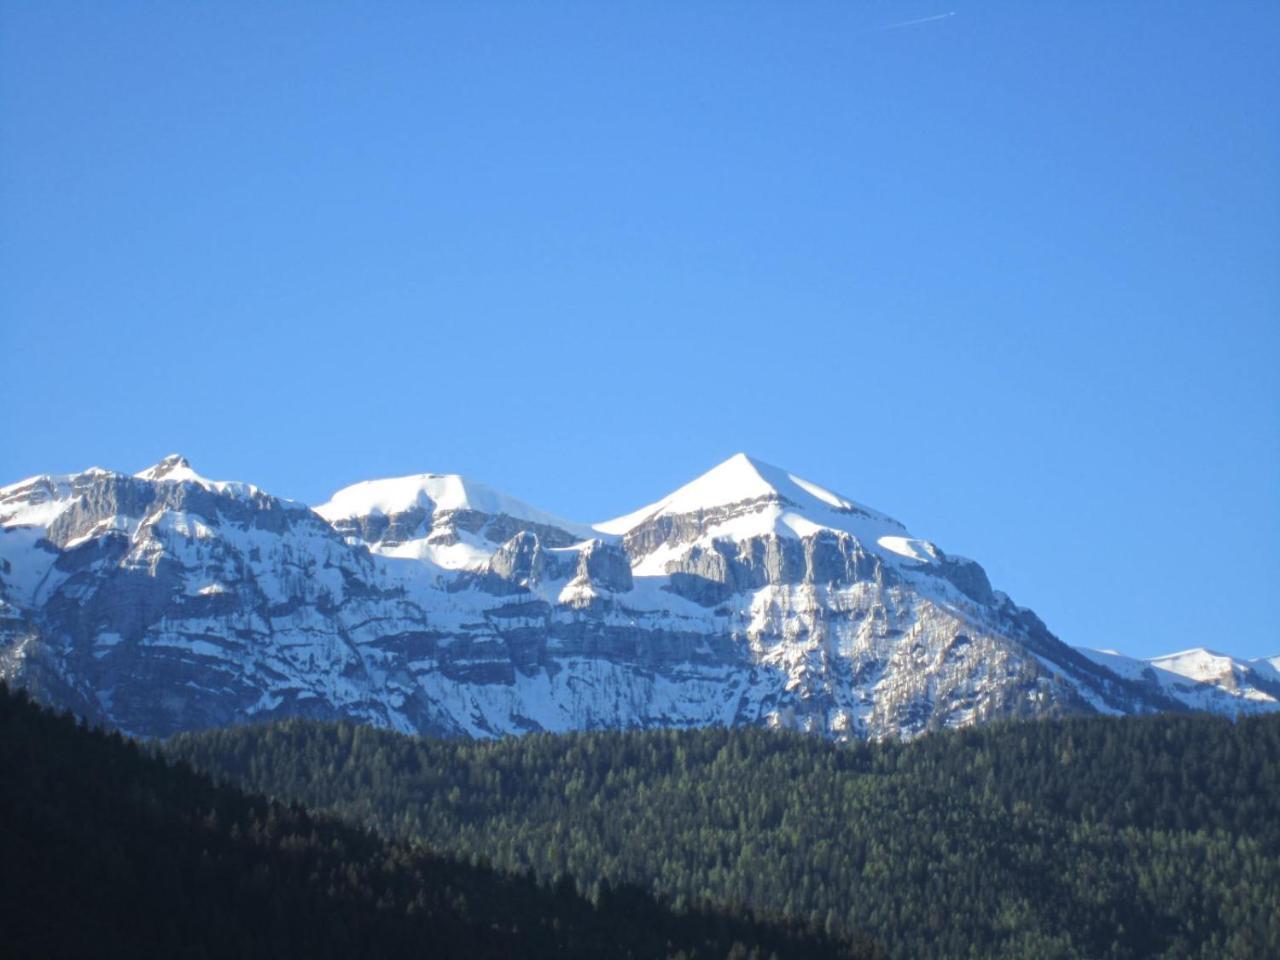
(2, 2, 1277, 659)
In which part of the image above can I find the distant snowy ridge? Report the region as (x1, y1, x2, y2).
(1079, 647, 1280, 715)
(0, 452, 1271, 741)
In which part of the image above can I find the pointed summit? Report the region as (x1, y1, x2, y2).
(596, 453, 904, 536)
(135, 454, 201, 483)
(130, 456, 261, 500)
(667, 453, 792, 510)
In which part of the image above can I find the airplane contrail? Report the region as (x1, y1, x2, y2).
(878, 11, 957, 31)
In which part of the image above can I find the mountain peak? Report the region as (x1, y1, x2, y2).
(131, 456, 268, 502)
(597, 453, 904, 536)
(1147, 648, 1242, 681)
(667, 452, 792, 508)
(5, 450, 1275, 743)
(315, 472, 596, 540)
(135, 454, 199, 483)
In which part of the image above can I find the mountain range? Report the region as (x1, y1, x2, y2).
(1, 452, 1275, 739)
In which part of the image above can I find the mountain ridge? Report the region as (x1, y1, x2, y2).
(1, 452, 1272, 739)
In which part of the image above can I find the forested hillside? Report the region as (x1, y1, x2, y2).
(0, 684, 864, 960)
(169, 714, 1280, 960)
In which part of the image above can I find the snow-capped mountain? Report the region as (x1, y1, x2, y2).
(316, 473, 597, 570)
(0, 452, 1268, 740)
(1079, 647, 1280, 714)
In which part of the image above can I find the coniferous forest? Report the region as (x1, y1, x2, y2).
(165, 711, 1280, 960)
(0, 684, 865, 960)
(5, 677, 1279, 959)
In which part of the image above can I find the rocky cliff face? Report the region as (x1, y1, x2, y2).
(1, 452, 1271, 740)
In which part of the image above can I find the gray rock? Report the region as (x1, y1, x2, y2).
(487, 532, 561, 588)
(574, 540, 633, 593)
(0, 459, 1242, 743)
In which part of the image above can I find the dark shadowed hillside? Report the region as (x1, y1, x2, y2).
(169, 714, 1280, 959)
(0, 683, 866, 960)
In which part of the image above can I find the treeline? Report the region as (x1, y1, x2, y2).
(167, 713, 1280, 960)
(0, 683, 867, 960)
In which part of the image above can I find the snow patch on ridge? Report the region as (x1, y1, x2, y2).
(0, 475, 82, 528)
(1149, 648, 1239, 684)
(877, 536, 940, 564)
(316, 473, 596, 539)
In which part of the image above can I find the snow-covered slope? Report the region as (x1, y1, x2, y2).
(0, 451, 1260, 740)
(1079, 647, 1280, 715)
(596, 453, 941, 578)
(133, 453, 263, 499)
(0, 456, 443, 736)
(1252, 655, 1280, 684)
(598, 453, 904, 537)
(316, 473, 596, 570)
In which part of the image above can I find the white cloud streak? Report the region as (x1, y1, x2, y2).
(877, 11, 957, 31)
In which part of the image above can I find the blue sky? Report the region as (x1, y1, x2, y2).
(2, 2, 1277, 659)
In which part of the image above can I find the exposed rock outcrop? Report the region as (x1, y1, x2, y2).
(0, 453, 1262, 742)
